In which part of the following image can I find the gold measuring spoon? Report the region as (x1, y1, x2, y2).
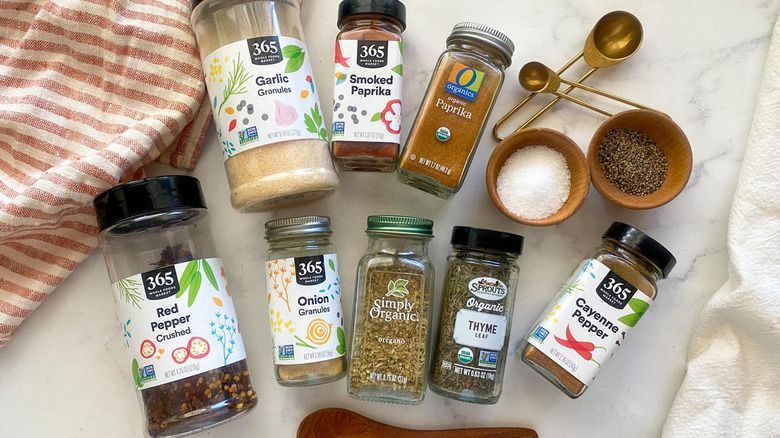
(492, 10, 643, 140)
(519, 61, 660, 116)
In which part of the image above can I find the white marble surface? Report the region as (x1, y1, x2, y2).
(1, 0, 778, 436)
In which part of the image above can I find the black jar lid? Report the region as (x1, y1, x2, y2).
(338, 0, 407, 30)
(603, 222, 676, 278)
(94, 175, 206, 231)
(451, 226, 524, 255)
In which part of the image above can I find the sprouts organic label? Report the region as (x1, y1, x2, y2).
(203, 36, 325, 161)
(111, 258, 247, 390)
(265, 254, 346, 365)
(526, 258, 653, 384)
(332, 39, 403, 144)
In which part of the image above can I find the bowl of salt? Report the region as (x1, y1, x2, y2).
(486, 128, 590, 226)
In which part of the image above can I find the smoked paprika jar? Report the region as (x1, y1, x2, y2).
(522, 222, 676, 398)
(331, 0, 407, 172)
(398, 22, 514, 199)
(95, 176, 256, 437)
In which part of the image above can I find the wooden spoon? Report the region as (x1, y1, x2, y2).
(297, 408, 538, 438)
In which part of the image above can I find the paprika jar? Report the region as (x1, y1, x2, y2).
(398, 22, 514, 199)
(429, 226, 523, 404)
(347, 215, 435, 404)
(331, 0, 406, 172)
(522, 222, 676, 398)
(191, 0, 338, 212)
(94, 176, 256, 437)
(263, 216, 347, 386)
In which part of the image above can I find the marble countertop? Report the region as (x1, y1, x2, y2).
(1, 0, 778, 436)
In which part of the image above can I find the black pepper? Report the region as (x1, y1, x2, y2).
(598, 128, 668, 196)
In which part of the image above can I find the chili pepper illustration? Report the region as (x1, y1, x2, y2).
(554, 325, 606, 366)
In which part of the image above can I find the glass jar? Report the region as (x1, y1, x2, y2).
(94, 176, 256, 438)
(331, 0, 406, 172)
(521, 222, 676, 399)
(263, 216, 347, 386)
(347, 215, 435, 404)
(397, 22, 513, 199)
(429, 226, 523, 404)
(190, 0, 339, 212)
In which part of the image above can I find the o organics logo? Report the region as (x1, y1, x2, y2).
(468, 277, 507, 301)
(445, 63, 484, 101)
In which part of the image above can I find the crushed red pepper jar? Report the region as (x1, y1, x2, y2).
(331, 0, 406, 172)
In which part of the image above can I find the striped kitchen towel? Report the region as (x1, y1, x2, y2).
(0, 0, 211, 347)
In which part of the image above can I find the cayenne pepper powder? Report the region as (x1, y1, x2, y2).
(397, 22, 513, 199)
(521, 222, 675, 398)
(331, 0, 406, 172)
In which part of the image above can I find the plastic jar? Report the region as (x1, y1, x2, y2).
(347, 215, 435, 405)
(94, 176, 256, 437)
(190, 0, 339, 212)
(522, 222, 676, 398)
(263, 216, 347, 386)
(331, 0, 406, 172)
(429, 226, 523, 404)
(397, 22, 514, 199)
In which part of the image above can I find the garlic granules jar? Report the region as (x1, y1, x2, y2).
(190, 0, 338, 212)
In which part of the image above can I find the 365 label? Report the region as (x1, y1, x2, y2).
(357, 40, 389, 68)
(596, 270, 637, 309)
(247, 36, 283, 65)
(295, 255, 326, 286)
(142, 266, 179, 300)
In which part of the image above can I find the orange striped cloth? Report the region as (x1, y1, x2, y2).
(0, 0, 211, 346)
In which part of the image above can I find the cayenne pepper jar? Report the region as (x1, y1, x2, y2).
(190, 0, 339, 212)
(94, 176, 256, 437)
(263, 216, 347, 386)
(347, 215, 435, 405)
(429, 227, 523, 405)
(522, 222, 676, 399)
(397, 22, 513, 199)
(331, 0, 406, 172)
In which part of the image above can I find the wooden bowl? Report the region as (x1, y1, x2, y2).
(486, 128, 590, 226)
(588, 109, 692, 209)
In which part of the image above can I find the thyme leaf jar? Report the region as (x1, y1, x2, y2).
(429, 226, 523, 404)
(263, 216, 347, 386)
(522, 222, 676, 398)
(190, 0, 339, 212)
(347, 215, 435, 404)
(94, 176, 256, 437)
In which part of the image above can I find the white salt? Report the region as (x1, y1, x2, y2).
(496, 145, 571, 220)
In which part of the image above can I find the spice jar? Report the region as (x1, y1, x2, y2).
(263, 216, 347, 386)
(398, 22, 513, 199)
(347, 215, 435, 404)
(521, 222, 676, 399)
(429, 227, 523, 404)
(190, 0, 339, 212)
(331, 0, 406, 172)
(94, 176, 256, 437)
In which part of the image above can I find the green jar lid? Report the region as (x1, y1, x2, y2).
(366, 215, 433, 236)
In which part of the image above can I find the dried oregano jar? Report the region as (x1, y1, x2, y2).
(522, 222, 676, 399)
(347, 215, 435, 404)
(191, 0, 338, 212)
(263, 216, 347, 386)
(429, 227, 523, 404)
(94, 176, 256, 437)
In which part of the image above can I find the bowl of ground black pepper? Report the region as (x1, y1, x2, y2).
(588, 109, 692, 209)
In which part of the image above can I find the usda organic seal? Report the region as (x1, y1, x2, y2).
(457, 347, 473, 364)
(436, 126, 450, 142)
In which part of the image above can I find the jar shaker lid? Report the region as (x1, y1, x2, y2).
(603, 222, 676, 278)
(265, 215, 332, 239)
(94, 175, 206, 231)
(337, 0, 407, 30)
(447, 22, 514, 67)
(450, 226, 523, 255)
(367, 215, 433, 236)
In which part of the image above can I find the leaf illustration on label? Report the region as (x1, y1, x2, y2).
(336, 326, 345, 355)
(385, 279, 409, 298)
(132, 358, 143, 388)
(398, 40, 403, 56)
(188, 270, 202, 307)
(274, 100, 298, 125)
(177, 261, 198, 298)
(387, 280, 396, 294)
(618, 312, 641, 327)
(628, 298, 649, 316)
(218, 53, 251, 115)
(202, 260, 218, 291)
(304, 104, 326, 140)
(391, 64, 403, 76)
(370, 112, 382, 122)
(328, 258, 336, 272)
(282, 45, 305, 73)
